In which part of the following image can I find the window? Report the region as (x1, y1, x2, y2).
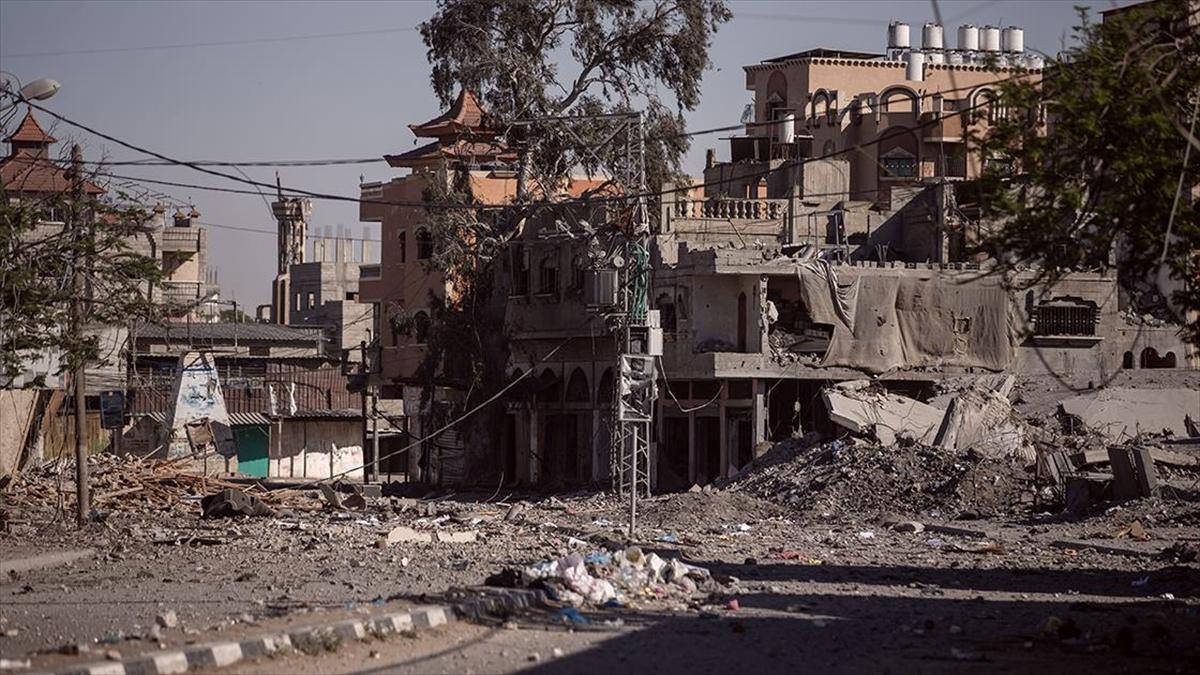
(306, 292, 316, 309)
(538, 254, 559, 295)
(511, 244, 530, 295)
(413, 311, 430, 344)
(398, 231, 407, 263)
(881, 148, 917, 178)
(1035, 299, 1097, 336)
(415, 228, 433, 260)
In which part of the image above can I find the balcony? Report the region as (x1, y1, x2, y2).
(157, 228, 203, 254)
(921, 112, 967, 143)
(671, 197, 788, 221)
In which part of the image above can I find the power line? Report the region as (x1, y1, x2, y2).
(0, 25, 420, 59)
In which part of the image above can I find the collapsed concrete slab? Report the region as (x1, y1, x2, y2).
(822, 381, 944, 445)
(933, 376, 1033, 463)
(1060, 388, 1200, 441)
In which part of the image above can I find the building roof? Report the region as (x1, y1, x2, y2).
(135, 322, 325, 343)
(761, 48, 884, 64)
(5, 111, 56, 144)
(0, 150, 105, 195)
(409, 90, 489, 138)
(385, 138, 517, 168)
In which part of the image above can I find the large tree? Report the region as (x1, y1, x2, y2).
(1, 168, 163, 387)
(417, 0, 730, 482)
(971, 0, 1199, 343)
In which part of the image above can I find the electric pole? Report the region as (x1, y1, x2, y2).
(68, 143, 89, 526)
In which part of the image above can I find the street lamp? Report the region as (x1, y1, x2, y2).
(0, 72, 61, 112)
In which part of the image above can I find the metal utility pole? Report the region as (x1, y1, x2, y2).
(612, 114, 655, 537)
(68, 143, 89, 526)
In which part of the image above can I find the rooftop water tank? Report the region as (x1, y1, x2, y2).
(981, 25, 1001, 52)
(946, 50, 965, 65)
(922, 22, 944, 50)
(1025, 53, 1045, 69)
(1002, 26, 1024, 53)
(957, 24, 979, 51)
(888, 21, 911, 49)
(906, 50, 926, 82)
(927, 49, 945, 64)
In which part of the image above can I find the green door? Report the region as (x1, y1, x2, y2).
(233, 425, 270, 478)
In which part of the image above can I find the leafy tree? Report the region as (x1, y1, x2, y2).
(971, 0, 1199, 343)
(417, 0, 730, 480)
(1, 164, 163, 386)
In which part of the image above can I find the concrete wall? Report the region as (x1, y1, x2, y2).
(269, 418, 364, 480)
(0, 389, 39, 477)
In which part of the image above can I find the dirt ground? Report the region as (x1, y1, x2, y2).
(3, 372, 1199, 672)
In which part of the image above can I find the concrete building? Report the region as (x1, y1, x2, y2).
(287, 233, 375, 359)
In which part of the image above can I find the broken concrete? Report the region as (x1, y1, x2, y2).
(1060, 387, 1200, 441)
(822, 381, 944, 445)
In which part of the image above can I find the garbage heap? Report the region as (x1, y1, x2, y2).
(494, 546, 713, 608)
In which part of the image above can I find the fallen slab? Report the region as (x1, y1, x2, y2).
(1060, 388, 1200, 441)
(822, 381, 944, 444)
(1049, 539, 1157, 559)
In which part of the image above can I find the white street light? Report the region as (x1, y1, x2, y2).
(0, 73, 61, 112)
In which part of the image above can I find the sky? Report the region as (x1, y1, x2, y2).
(0, 0, 1128, 310)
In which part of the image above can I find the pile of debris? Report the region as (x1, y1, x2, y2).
(729, 435, 1030, 517)
(489, 545, 714, 608)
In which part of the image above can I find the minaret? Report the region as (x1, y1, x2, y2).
(270, 173, 311, 324)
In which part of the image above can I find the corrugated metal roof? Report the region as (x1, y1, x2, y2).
(135, 322, 324, 342)
(229, 412, 270, 426)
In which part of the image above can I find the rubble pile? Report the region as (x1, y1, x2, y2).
(0, 454, 308, 532)
(729, 436, 1030, 517)
(491, 545, 715, 608)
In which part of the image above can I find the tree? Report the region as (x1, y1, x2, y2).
(971, 0, 1199, 343)
(1, 163, 163, 387)
(418, 0, 730, 480)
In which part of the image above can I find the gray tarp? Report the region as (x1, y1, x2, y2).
(797, 264, 1016, 374)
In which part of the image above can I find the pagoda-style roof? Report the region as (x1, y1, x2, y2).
(5, 111, 57, 145)
(385, 138, 516, 169)
(409, 90, 490, 138)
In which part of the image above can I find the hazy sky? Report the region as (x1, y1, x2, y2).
(1, 0, 1125, 309)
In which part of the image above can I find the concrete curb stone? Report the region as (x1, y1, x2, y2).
(46, 589, 540, 675)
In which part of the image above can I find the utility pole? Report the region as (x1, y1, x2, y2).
(68, 143, 89, 526)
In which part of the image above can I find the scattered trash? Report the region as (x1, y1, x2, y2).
(554, 607, 590, 625)
(502, 546, 711, 607)
(857, 531, 876, 540)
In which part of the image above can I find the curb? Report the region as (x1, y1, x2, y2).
(49, 589, 542, 675)
(1, 549, 96, 577)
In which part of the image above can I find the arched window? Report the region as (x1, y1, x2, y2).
(655, 292, 677, 331)
(880, 86, 918, 115)
(415, 228, 433, 260)
(413, 311, 431, 344)
(565, 368, 590, 403)
(597, 367, 615, 404)
(398, 231, 407, 263)
(538, 253, 559, 295)
(536, 369, 561, 404)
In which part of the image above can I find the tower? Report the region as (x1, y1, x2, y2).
(270, 173, 311, 324)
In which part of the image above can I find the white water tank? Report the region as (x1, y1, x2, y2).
(906, 50, 926, 82)
(957, 24, 979, 51)
(982, 25, 1001, 52)
(888, 21, 911, 50)
(946, 50, 965, 65)
(1002, 26, 1024, 53)
(927, 49, 945, 64)
(922, 22, 944, 49)
(778, 112, 795, 144)
(1025, 53, 1045, 69)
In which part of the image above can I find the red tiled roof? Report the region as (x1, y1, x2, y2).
(0, 150, 104, 195)
(409, 90, 490, 138)
(5, 111, 56, 144)
(385, 138, 516, 168)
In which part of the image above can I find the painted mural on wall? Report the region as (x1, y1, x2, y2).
(166, 351, 235, 458)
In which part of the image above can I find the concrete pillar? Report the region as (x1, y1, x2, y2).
(752, 378, 767, 454)
(718, 399, 728, 479)
(528, 408, 540, 484)
(591, 408, 602, 482)
(687, 410, 696, 485)
(756, 276, 769, 354)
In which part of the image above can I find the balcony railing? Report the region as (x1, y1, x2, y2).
(671, 198, 788, 221)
